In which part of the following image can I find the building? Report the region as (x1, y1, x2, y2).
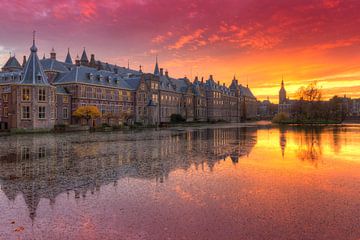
(0, 35, 258, 131)
(278, 79, 292, 115)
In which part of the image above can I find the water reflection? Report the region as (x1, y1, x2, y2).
(0, 127, 257, 220)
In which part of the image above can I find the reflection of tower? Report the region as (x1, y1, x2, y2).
(279, 126, 287, 158)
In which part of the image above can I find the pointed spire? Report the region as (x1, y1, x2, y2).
(154, 55, 160, 76)
(139, 65, 142, 73)
(80, 47, 89, 64)
(127, 59, 130, 69)
(21, 31, 49, 85)
(43, 53, 46, 60)
(30, 30, 37, 53)
(65, 48, 73, 64)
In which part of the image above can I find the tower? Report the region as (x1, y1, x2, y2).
(279, 77, 286, 104)
(50, 47, 56, 60)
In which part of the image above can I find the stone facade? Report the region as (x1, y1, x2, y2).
(0, 37, 258, 130)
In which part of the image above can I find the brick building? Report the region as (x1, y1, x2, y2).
(0, 35, 257, 130)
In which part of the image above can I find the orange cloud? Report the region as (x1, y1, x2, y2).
(168, 29, 205, 50)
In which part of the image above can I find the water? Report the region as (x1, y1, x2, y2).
(0, 124, 359, 240)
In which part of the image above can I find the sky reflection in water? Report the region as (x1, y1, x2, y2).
(0, 125, 359, 240)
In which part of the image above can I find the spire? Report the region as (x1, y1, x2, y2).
(139, 65, 142, 73)
(127, 59, 130, 69)
(2, 55, 21, 72)
(80, 47, 89, 64)
(21, 31, 49, 85)
(65, 48, 73, 64)
(30, 31, 37, 53)
(154, 55, 160, 76)
(43, 53, 45, 60)
(281, 75, 284, 87)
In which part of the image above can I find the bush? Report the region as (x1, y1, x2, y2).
(170, 114, 185, 123)
(272, 113, 290, 123)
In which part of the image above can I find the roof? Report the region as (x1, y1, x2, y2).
(65, 49, 73, 64)
(20, 39, 49, 85)
(240, 85, 256, 98)
(55, 66, 135, 90)
(2, 56, 22, 70)
(80, 48, 88, 62)
(56, 86, 70, 94)
(40, 59, 70, 73)
(170, 78, 190, 93)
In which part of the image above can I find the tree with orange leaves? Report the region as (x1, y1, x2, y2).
(73, 106, 101, 125)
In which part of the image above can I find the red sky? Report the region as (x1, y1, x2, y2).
(1, 0, 360, 102)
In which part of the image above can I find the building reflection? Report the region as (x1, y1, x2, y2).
(0, 127, 257, 220)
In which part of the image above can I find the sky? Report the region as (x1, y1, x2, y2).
(0, 0, 360, 102)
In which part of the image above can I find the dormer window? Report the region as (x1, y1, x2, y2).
(97, 74, 103, 81)
(37, 73, 42, 82)
(107, 76, 112, 82)
(88, 73, 94, 80)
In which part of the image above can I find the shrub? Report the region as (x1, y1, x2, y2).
(170, 114, 185, 123)
(272, 113, 290, 123)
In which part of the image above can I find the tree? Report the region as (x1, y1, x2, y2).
(73, 106, 101, 125)
(296, 82, 322, 102)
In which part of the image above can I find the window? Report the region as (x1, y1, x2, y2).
(22, 106, 30, 119)
(3, 94, 8, 102)
(63, 108, 68, 119)
(38, 88, 46, 101)
(63, 96, 69, 103)
(38, 106, 46, 119)
(3, 107, 8, 117)
(22, 88, 30, 101)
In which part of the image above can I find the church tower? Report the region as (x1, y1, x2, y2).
(279, 78, 286, 104)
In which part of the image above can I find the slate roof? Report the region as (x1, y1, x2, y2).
(239, 85, 256, 98)
(170, 78, 190, 93)
(80, 48, 88, 62)
(40, 59, 70, 73)
(55, 66, 135, 90)
(20, 39, 49, 85)
(2, 56, 22, 70)
(56, 86, 70, 94)
(65, 49, 73, 64)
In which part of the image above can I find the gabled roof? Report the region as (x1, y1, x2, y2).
(240, 85, 256, 98)
(20, 36, 49, 85)
(170, 78, 191, 93)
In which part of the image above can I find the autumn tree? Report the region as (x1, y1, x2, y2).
(296, 82, 322, 102)
(73, 106, 101, 125)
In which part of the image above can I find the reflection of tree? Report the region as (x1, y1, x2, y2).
(0, 127, 257, 221)
(296, 128, 323, 167)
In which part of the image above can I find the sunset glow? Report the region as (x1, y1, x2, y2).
(1, 0, 360, 102)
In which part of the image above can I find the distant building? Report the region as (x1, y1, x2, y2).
(278, 79, 292, 115)
(258, 97, 277, 118)
(0, 35, 258, 130)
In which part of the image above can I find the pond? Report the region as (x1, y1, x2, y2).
(0, 124, 359, 239)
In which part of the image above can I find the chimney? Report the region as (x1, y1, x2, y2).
(223, 83, 225, 87)
(50, 48, 56, 60)
(22, 56, 27, 68)
(194, 76, 198, 82)
(75, 55, 80, 66)
(201, 77, 204, 83)
(209, 75, 213, 80)
(217, 81, 220, 85)
(165, 69, 169, 77)
(90, 54, 96, 65)
(160, 68, 164, 76)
